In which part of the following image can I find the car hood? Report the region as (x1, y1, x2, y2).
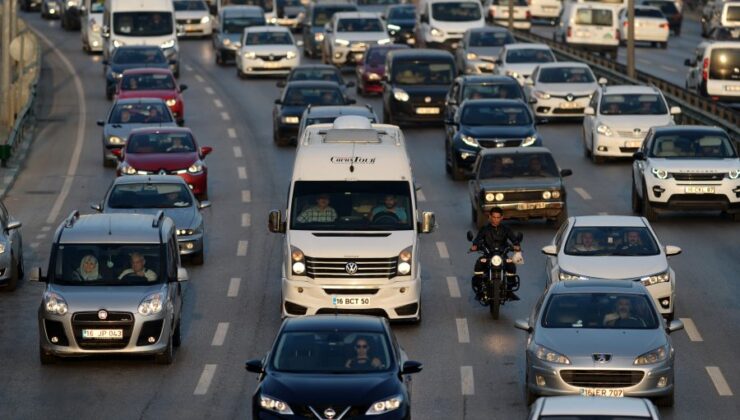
(48, 283, 166, 311)
(109, 62, 169, 75)
(124, 152, 199, 172)
(118, 90, 177, 101)
(557, 255, 668, 279)
(535, 328, 666, 364)
(597, 115, 673, 130)
(175, 10, 209, 19)
(104, 122, 179, 141)
(278, 104, 310, 117)
(393, 84, 449, 99)
(103, 206, 199, 229)
(534, 82, 598, 95)
(260, 372, 401, 406)
(336, 32, 388, 43)
(468, 46, 503, 60)
(240, 44, 298, 54)
(289, 230, 414, 258)
(647, 158, 740, 172)
(479, 177, 561, 191)
(461, 124, 535, 139)
(432, 20, 483, 34)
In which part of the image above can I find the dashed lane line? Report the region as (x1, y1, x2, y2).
(227, 277, 241, 297)
(436, 242, 449, 259)
(194, 74, 205, 83)
(211, 323, 230, 346)
(706, 366, 734, 396)
(242, 213, 251, 227)
(680, 318, 703, 342)
(204, 87, 215, 95)
(233, 146, 243, 158)
(41, 226, 51, 232)
(237, 166, 247, 180)
(447, 276, 461, 298)
(184, 64, 194, 72)
(242, 190, 251, 203)
(461, 366, 475, 395)
(456, 318, 470, 343)
(227, 128, 237, 138)
(237, 240, 248, 257)
(660, 65, 678, 73)
(35, 233, 46, 239)
(573, 187, 592, 200)
(220, 112, 231, 121)
(30, 242, 40, 248)
(193, 364, 217, 395)
(213, 99, 224, 109)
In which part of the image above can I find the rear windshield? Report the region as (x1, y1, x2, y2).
(392, 60, 454, 85)
(640, 1, 678, 14)
(479, 153, 559, 178)
(126, 131, 197, 154)
(538, 67, 595, 83)
(460, 103, 532, 126)
(650, 133, 737, 158)
(113, 12, 174, 37)
(575, 8, 613, 26)
(387, 6, 416, 20)
(121, 73, 176, 91)
(709, 48, 740, 80)
(109, 103, 173, 124)
(599, 94, 667, 115)
(491, 0, 528, 5)
(174, 1, 208, 11)
(462, 83, 524, 101)
(727, 5, 740, 22)
(111, 48, 166, 65)
(337, 18, 384, 32)
(431, 2, 482, 22)
(305, 113, 377, 126)
(225, 0, 273, 13)
(283, 87, 344, 106)
(542, 293, 659, 330)
(222, 15, 267, 34)
(290, 68, 342, 83)
(469, 30, 515, 47)
(635, 8, 665, 18)
(108, 183, 194, 209)
(505, 48, 555, 64)
(244, 31, 293, 45)
(312, 6, 356, 25)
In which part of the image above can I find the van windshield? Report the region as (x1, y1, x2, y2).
(575, 8, 613, 26)
(431, 2, 482, 22)
(728, 6, 740, 22)
(392, 60, 454, 85)
(113, 12, 174, 37)
(173, 1, 208, 11)
(225, 0, 274, 13)
(290, 181, 413, 231)
(709, 48, 740, 80)
(52, 244, 165, 285)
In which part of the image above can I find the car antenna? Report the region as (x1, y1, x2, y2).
(108, 215, 113, 236)
(349, 142, 356, 173)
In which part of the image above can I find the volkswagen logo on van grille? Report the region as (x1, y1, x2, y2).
(345, 262, 358, 275)
(593, 353, 612, 363)
(324, 408, 337, 419)
(97, 310, 108, 320)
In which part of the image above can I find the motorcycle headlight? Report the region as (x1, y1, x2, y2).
(542, 191, 552, 199)
(188, 161, 204, 174)
(286, 51, 297, 59)
(491, 255, 503, 267)
(522, 136, 537, 147)
(112, 39, 124, 48)
(314, 32, 324, 42)
(397, 247, 412, 275)
(138, 293, 163, 316)
(534, 344, 570, 364)
(259, 395, 293, 415)
(387, 24, 401, 31)
(291, 246, 305, 275)
(466, 52, 478, 60)
(334, 38, 350, 47)
(367, 72, 381, 81)
(729, 169, 740, 179)
(200, 16, 211, 24)
(640, 270, 670, 286)
(377, 38, 392, 45)
(634, 344, 669, 365)
(393, 88, 409, 102)
(44, 292, 68, 315)
(120, 163, 137, 175)
(596, 124, 613, 136)
(366, 395, 403, 415)
(160, 39, 176, 50)
(165, 98, 177, 107)
(108, 135, 124, 145)
(533, 90, 551, 99)
(460, 134, 479, 147)
(430, 27, 443, 37)
(558, 270, 589, 281)
(243, 51, 257, 59)
(282, 116, 300, 124)
(651, 168, 669, 179)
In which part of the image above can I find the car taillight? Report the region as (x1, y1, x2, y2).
(702, 57, 709, 81)
(567, 27, 571, 38)
(526, 10, 531, 19)
(623, 21, 629, 26)
(490, 9, 495, 18)
(659, 23, 668, 28)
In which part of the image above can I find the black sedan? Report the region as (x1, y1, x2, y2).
(445, 99, 541, 180)
(384, 4, 417, 45)
(443, 75, 526, 130)
(468, 147, 571, 227)
(273, 81, 355, 146)
(103, 46, 174, 100)
(276, 64, 355, 94)
(246, 315, 422, 419)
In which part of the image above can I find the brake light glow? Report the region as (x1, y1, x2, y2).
(702, 57, 709, 81)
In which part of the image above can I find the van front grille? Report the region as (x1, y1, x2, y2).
(305, 256, 397, 279)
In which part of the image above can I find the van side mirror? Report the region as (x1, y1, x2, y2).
(633, 151, 645, 161)
(667, 319, 684, 334)
(560, 169, 573, 177)
(177, 267, 189, 282)
(598, 77, 608, 86)
(665, 245, 682, 256)
(274, 99, 282, 105)
(97, 120, 105, 126)
(268, 209, 286, 233)
(419, 211, 435, 234)
(583, 106, 595, 116)
(90, 202, 103, 212)
(29, 267, 45, 282)
(324, 23, 332, 33)
(245, 359, 264, 373)
(420, 14, 428, 24)
(495, 59, 502, 65)
(401, 361, 423, 374)
(541, 245, 557, 256)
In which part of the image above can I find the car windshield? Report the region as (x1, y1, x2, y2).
(290, 181, 413, 231)
(599, 94, 668, 115)
(461, 103, 531, 126)
(709, 48, 740, 80)
(392, 60, 454, 85)
(575, 8, 613, 26)
(367, 47, 406, 65)
(462, 83, 523, 100)
(491, 0, 528, 5)
(388, 6, 415, 19)
(121, 73, 176, 91)
(271, 331, 393, 373)
(431, 2, 482, 22)
(112, 48, 167, 65)
(337, 18, 384, 32)
(478, 153, 559, 178)
(290, 68, 342, 83)
(505, 48, 555, 64)
(538, 67, 595, 83)
(564, 226, 660, 256)
(650, 133, 737, 158)
(126, 131, 197, 154)
(52, 244, 165, 285)
(312, 6, 356, 25)
(109, 103, 172, 124)
(635, 7, 665, 18)
(173, 1, 208, 11)
(107, 182, 194, 209)
(90, 0, 104, 13)
(223, 16, 266, 34)
(225, 0, 273, 13)
(542, 293, 659, 329)
(358, 0, 400, 5)
(113, 12, 173, 37)
(469, 30, 514, 47)
(283, 87, 344, 106)
(728, 5, 740, 22)
(244, 31, 293, 45)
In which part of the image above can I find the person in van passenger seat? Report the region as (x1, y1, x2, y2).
(74, 255, 102, 281)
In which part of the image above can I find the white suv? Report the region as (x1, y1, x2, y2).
(631, 125, 740, 221)
(583, 85, 681, 164)
(322, 12, 390, 66)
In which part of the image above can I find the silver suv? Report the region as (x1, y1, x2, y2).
(32, 211, 187, 365)
(322, 11, 390, 66)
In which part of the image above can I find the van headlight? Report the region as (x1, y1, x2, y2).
(187, 161, 204, 174)
(559, 270, 588, 281)
(640, 270, 670, 286)
(160, 39, 176, 49)
(466, 52, 478, 60)
(165, 98, 177, 107)
(430, 27, 443, 37)
(397, 247, 412, 275)
(44, 292, 68, 315)
(120, 163, 137, 175)
(729, 169, 740, 179)
(534, 344, 570, 364)
(366, 395, 403, 415)
(112, 39, 125, 48)
(596, 124, 613, 136)
(651, 168, 669, 179)
(460, 134, 478, 147)
(522, 136, 537, 147)
(634, 344, 669, 365)
(138, 293, 163, 316)
(259, 395, 293, 415)
(200, 16, 211, 24)
(392, 88, 409, 102)
(291, 246, 306, 275)
(108, 135, 124, 145)
(377, 38, 392, 45)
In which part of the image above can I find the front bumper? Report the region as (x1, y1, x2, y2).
(645, 177, 740, 212)
(238, 55, 299, 75)
(330, 45, 369, 66)
(389, 30, 416, 45)
(592, 132, 647, 158)
(464, 59, 496, 74)
(532, 96, 590, 118)
(178, 22, 213, 37)
(387, 98, 445, 124)
(481, 201, 565, 219)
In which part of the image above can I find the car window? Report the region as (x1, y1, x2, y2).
(108, 182, 193, 209)
(290, 68, 342, 83)
(727, 5, 740, 22)
(563, 226, 660, 256)
(460, 104, 532, 126)
(709, 48, 740, 80)
(173, 1, 208, 11)
(542, 293, 659, 329)
(635, 7, 665, 18)
(641, 1, 678, 15)
(244, 31, 293, 45)
(599, 93, 668, 115)
(649, 133, 737, 158)
(109, 103, 173, 124)
(283, 87, 344, 105)
(126, 131, 197, 154)
(505, 48, 555, 64)
(121, 73, 176, 91)
(538, 67, 595, 83)
(52, 244, 165, 285)
(336, 18, 384, 32)
(574, 8, 613, 26)
(462, 83, 523, 100)
(491, 0, 528, 6)
(387, 6, 415, 19)
(113, 12, 174, 36)
(391, 60, 454, 85)
(478, 153, 559, 178)
(222, 15, 266, 34)
(431, 2, 482, 22)
(90, 0, 104, 13)
(112, 48, 167, 65)
(468, 30, 514, 46)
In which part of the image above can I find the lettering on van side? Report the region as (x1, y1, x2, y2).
(330, 156, 377, 164)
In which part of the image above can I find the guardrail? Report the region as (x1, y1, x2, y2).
(511, 29, 740, 140)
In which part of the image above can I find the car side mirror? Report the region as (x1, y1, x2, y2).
(583, 106, 595, 116)
(347, 81, 355, 88)
(670, 106, 682, 115)
(90, 202, 103, 212)
(347, 98, 356, 104)
(268, 209, 286, 233)
(560, 169, 572, 177)
(598, 77, 608, 86)
(401, 361, 423, 374)
(420, 15, 428, 24)
(97, 120, 105, 126)
(466, 230, 474, 242)
(666, 319, 684, 334)
(175, 267, 189, 282)
(633, 151, 645, 161)
(198, 200, 212, 210)
(276, 80, 286, 88)
(514, 319, 532, 332)
(6, 220, 21, 230)
(169, 59, 178, 66)
(245, 359, 264, 373)
(419, 211, 435, 234)
(541, 245, 557, 256)
(274, 99, 282, 105)
(665, 245, 682, 256)
(444, 119, 456, 125)
(29, 267, 45, 282)
(180, 84, 188, 92)
(200, 146, 213, 157)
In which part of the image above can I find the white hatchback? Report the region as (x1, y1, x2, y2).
(236, 26, 300, 77)
(494, 43, 556, 86)
(617, 6, 670, 48)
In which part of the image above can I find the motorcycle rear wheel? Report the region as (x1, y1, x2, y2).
(489, 279, 501, 319)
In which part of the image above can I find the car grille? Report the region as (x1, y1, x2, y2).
(560, 370, 645, 388)
(323, 288, 380, 295)
(257, 54, 287, 62)
(72, 311, 134, 349)
(293, 405, 366, 418)
(177, 18, 201, 25)
(671, 172, 725, 181)
(478, 138, 524, 148)
(617, 130, 646, 139)
(550, 94, 590, 100)
(305, 256, 397, 279)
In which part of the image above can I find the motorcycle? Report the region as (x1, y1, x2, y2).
(467, 230, 523, 319)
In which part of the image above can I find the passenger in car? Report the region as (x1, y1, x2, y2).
(73, 255, 102, 281)
(118, 252, 157, 282)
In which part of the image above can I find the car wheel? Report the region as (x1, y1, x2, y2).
(631, 182, 642, 213)
(172, 320, 182, 347)
(525, 371, 538, 406)
(582, 129, 592, 158)
(450, 156, 465, 181)
(39, 346, 57, 365)
(642, 191, 658, 221)
(654, 390, 674, 407)
(274, 130, 290, 147)
(154, 335, 174, 365)
(191, 249, 204, 266)
(2, 256, 19, 292)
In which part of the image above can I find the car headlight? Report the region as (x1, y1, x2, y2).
(177, 228, 196, 236)
(377, 38, 392, 45)
(200, 16, 211, 24)
(485, 192, 495, 202)
(165, 98, 177, 107)
(634, 344, 669, 365)
(534, 344, 571, 364)
(243, 51, 256, 59)
(314, 32, 324, 42)
(120, 163, 137, 175)
(558, 270, 589, 281)
(259, 395, 293, 415)
(533, 90, 551, 99)
(596, 124, 613, 136)
(551, 190, 561, 199)
(0, 243, 5, 254)
(542, 191, 552, 199)
(334, 38, 350, 47)
(160, 39, 176, 49)
(286, 51, 296, 59)
(112, 39, 124, 48)
(91, 23, 101, 32)
(387, 24, 401, 31)
(282, 116, 300, 124)
(367, 72, 381, 81)
(393, 88, 409, 102)
(430, 27, 443, 37)
(507, 70, 520, 78)
(138, 293, 163, 316)
(495, 192, 504, 201)
(44, 292, 68, 315)
(397, 247, 412, 275)
(223, 38, 231, 46)
(729, 169, 740, 179)
(366, 395, 403, 415)
(108, 135, 124, 145)
(491, 255, 503, 267)
(291, 246, 305, 275)
(188, 161, 204, 174)
(460, 134, 478, 147)
(651, 168, 669, 179)
(640, 270, 670, 286)
(522, 136, 537, 147)
(466, 52, 478, 60)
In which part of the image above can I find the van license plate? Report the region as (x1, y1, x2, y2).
(416, 107, 440, 115)
(82, 329, 123, 339)
(332, 296, 370, 306)
(685, 186, 714, 194)
(580, 388, 624, 397)
(724, 85, 740, 92)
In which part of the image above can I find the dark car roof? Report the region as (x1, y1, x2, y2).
(128, 126, 194, 136)
(305, 105, 374, 118)
(479, 146, 553, 158)
(367, 43, 410, 52)
(388, 48, 455, 61)
(461, 98, 528, 107)
(651, 125, 728, 135)
(284, 80, 343, 89)
(458, 75, 519, 85)
(282, 315, 386, 332)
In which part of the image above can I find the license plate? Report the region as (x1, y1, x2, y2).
(559, 101, 580, 109)
(685, 186, 715, 194)
(331, 296, 370, 306)
(517, 202, 548, 210)
(82, 329, 123, 339)
(416, 107, 440, 115)
(543, 5, 556, 10)
(575, 30, 589, 38)
(580, 388, 624, 398)
(724, 85, 740, 92)
(262, 61, 284, 68)
(625, 141, 642, 148)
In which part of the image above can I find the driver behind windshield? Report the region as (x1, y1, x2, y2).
(370, 194, 407, 223)
(119, 252, 157, 282)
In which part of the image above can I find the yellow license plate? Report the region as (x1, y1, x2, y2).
(416, 107, 440, 115)
(685, 186, 715, 194)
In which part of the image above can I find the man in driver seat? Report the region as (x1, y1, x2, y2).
(119, 252, 157, 282)
(370, 195, 407, 223)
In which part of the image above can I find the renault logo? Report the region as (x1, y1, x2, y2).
(98, 310, 108, 320)
(269, 54, 274, 60)
(566, 94, 574, 102)
(593, 353, 611, 363)
(345, 262, 358, 275)
(424, 96, 432, 103)
(324, 408, 336, 419)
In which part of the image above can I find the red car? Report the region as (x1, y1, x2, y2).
(355, 44, 410, 96)
(116, 68, 187, 125)
(114, 127, 212, 198)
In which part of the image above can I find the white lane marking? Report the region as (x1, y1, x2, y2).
(242, 213, 251, 227)
(447, 276, 461, 298)
(35, 233, 46, 240)
(204, 87, 215, 95)
(220, 112, 231, 121)
(227, 277, 241, 297)
(461, 366, 475, 395)
(706, 366, 734, 396)
(456, 318, 470, 343)
(41, 226, 51, 232)
(30, 242, 40, 248)
(237, 166, 247, 180)
(185, 64, 194, 72)
(573, 187, 592, 201)
(660, 65, 678, 73)
(211, 322, 230, 346)
(242, 190, 251, 203)
(436, 242, 449, 259)
(680, 318, 703, 342)
(195, 74, 205, 83)
(227, 128, 237, 139)
(193, 364, 217, 395)
(233, 146, 243, 158)
(32, 30, 87, 225)
(417, 189, 426, 202)
(237, 240, 248, 257)
(213, 99, 224, 109)
(638, 58, 650, 65)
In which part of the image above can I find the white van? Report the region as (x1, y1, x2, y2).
(417, 0, 485, 50)
(530, 0, 562, 23)
(554, 2, 620, 60)
(81, 0, 105, 53)
(485, 0, 532, 31)
(268, 116, 436, 322)
(685, 41, 740, 102)
(102, 0, 181, 77)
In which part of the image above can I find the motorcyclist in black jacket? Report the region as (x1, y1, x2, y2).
(470, 207, 522, 301)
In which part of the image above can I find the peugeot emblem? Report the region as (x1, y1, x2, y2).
(424, 96, 432, 103)
(593, 353, 611, 363)
(159, 169, 166, 175)
(345, 262, 358, 275)
(566, 94, 574, 102)
(633, 128, 641, 134)
(98, 310, 108, 320)
(324, 408, 336, 419)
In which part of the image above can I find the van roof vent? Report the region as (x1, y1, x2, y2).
(324, 129, 381, 144)
(332, 115, 373, 130)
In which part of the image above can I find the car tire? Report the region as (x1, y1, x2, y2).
(39, 346, 57, 365)
(525, 374, 538, 406)
(655, 390, 674, 407)
(172, 320, 182, 347)
(154, 335, 174, 365)
(631, 182, 642, 213)
(274, 130, 290, 147)
(191, 249, 204, 266)
(103, 151, 115, 168)
(642, 193, 658, 221)
(582, 129, 592, 158)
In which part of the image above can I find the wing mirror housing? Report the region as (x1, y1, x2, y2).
(177, 268, 189, 282)
(560, 169, 573, 177)
(598, 77, 608, 86)
(401, 361, 423, 374)
(514, 319, 532, 332)
(466, 230, 474, 242)
(665, 245, 682, 256)
(419, 211, 435, 234)
(541, 245, 557, 256)
(90, 202, 103, 212)
(633, 151, 645, 161)
(97, 120, 105, 126)
(666, 319, 684, 334)
(198, 200, 212, 210)
(200, 146, 213, 157)
(274, 99, 282, 105)
(268, 209, 286, 233)
(245, 359, 264, 373)
(583, 106, 595, 116)
(179, 84, 188, 92)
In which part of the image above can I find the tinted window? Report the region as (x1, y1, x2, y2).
(283, 87, 344, 106)
(469, 30, 514, 46)
(121, 73, 176, 91)
(244, 31, 293, 45)
(574, 8, 613, 26)
(112, 48, 167, 65)
(312, 6, 356, 25)
(599, 94, 667, 115)
(357, 0, 400, 5)
(462, 83, 523, 100)
(479, 153, 559, 178)
(542, 293, 659, 329)
(337, 18, 384, 32)
(109, 103, 172, 124)
(641, 0, 678, 14)
(391, 60, 454, 85)
(52, 244, 164, 285)
(635, 8, 665, 18)
(505, 48, 555, 63)
(290, 68, 342, 83)
(224, 0, 273, 13)
(113, 12, 173, 36)
(126, 131, 196, 154)
(222, 15, 266, 34)
(461, 103, 531, 126)
(650, 133, 737, 158)
(709, 48, 740, 80)
(90, 0, 104, 13)
(387, 6, 416, 19)
(538, 67, 595, 83)
(173, 0, 208, 11)
(491, 0, 528, 5)
(431, 2, 482, 22)
(563, 226, 660, 256)
(727, 5, 740, 22)
(108, 183, 193, 209)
